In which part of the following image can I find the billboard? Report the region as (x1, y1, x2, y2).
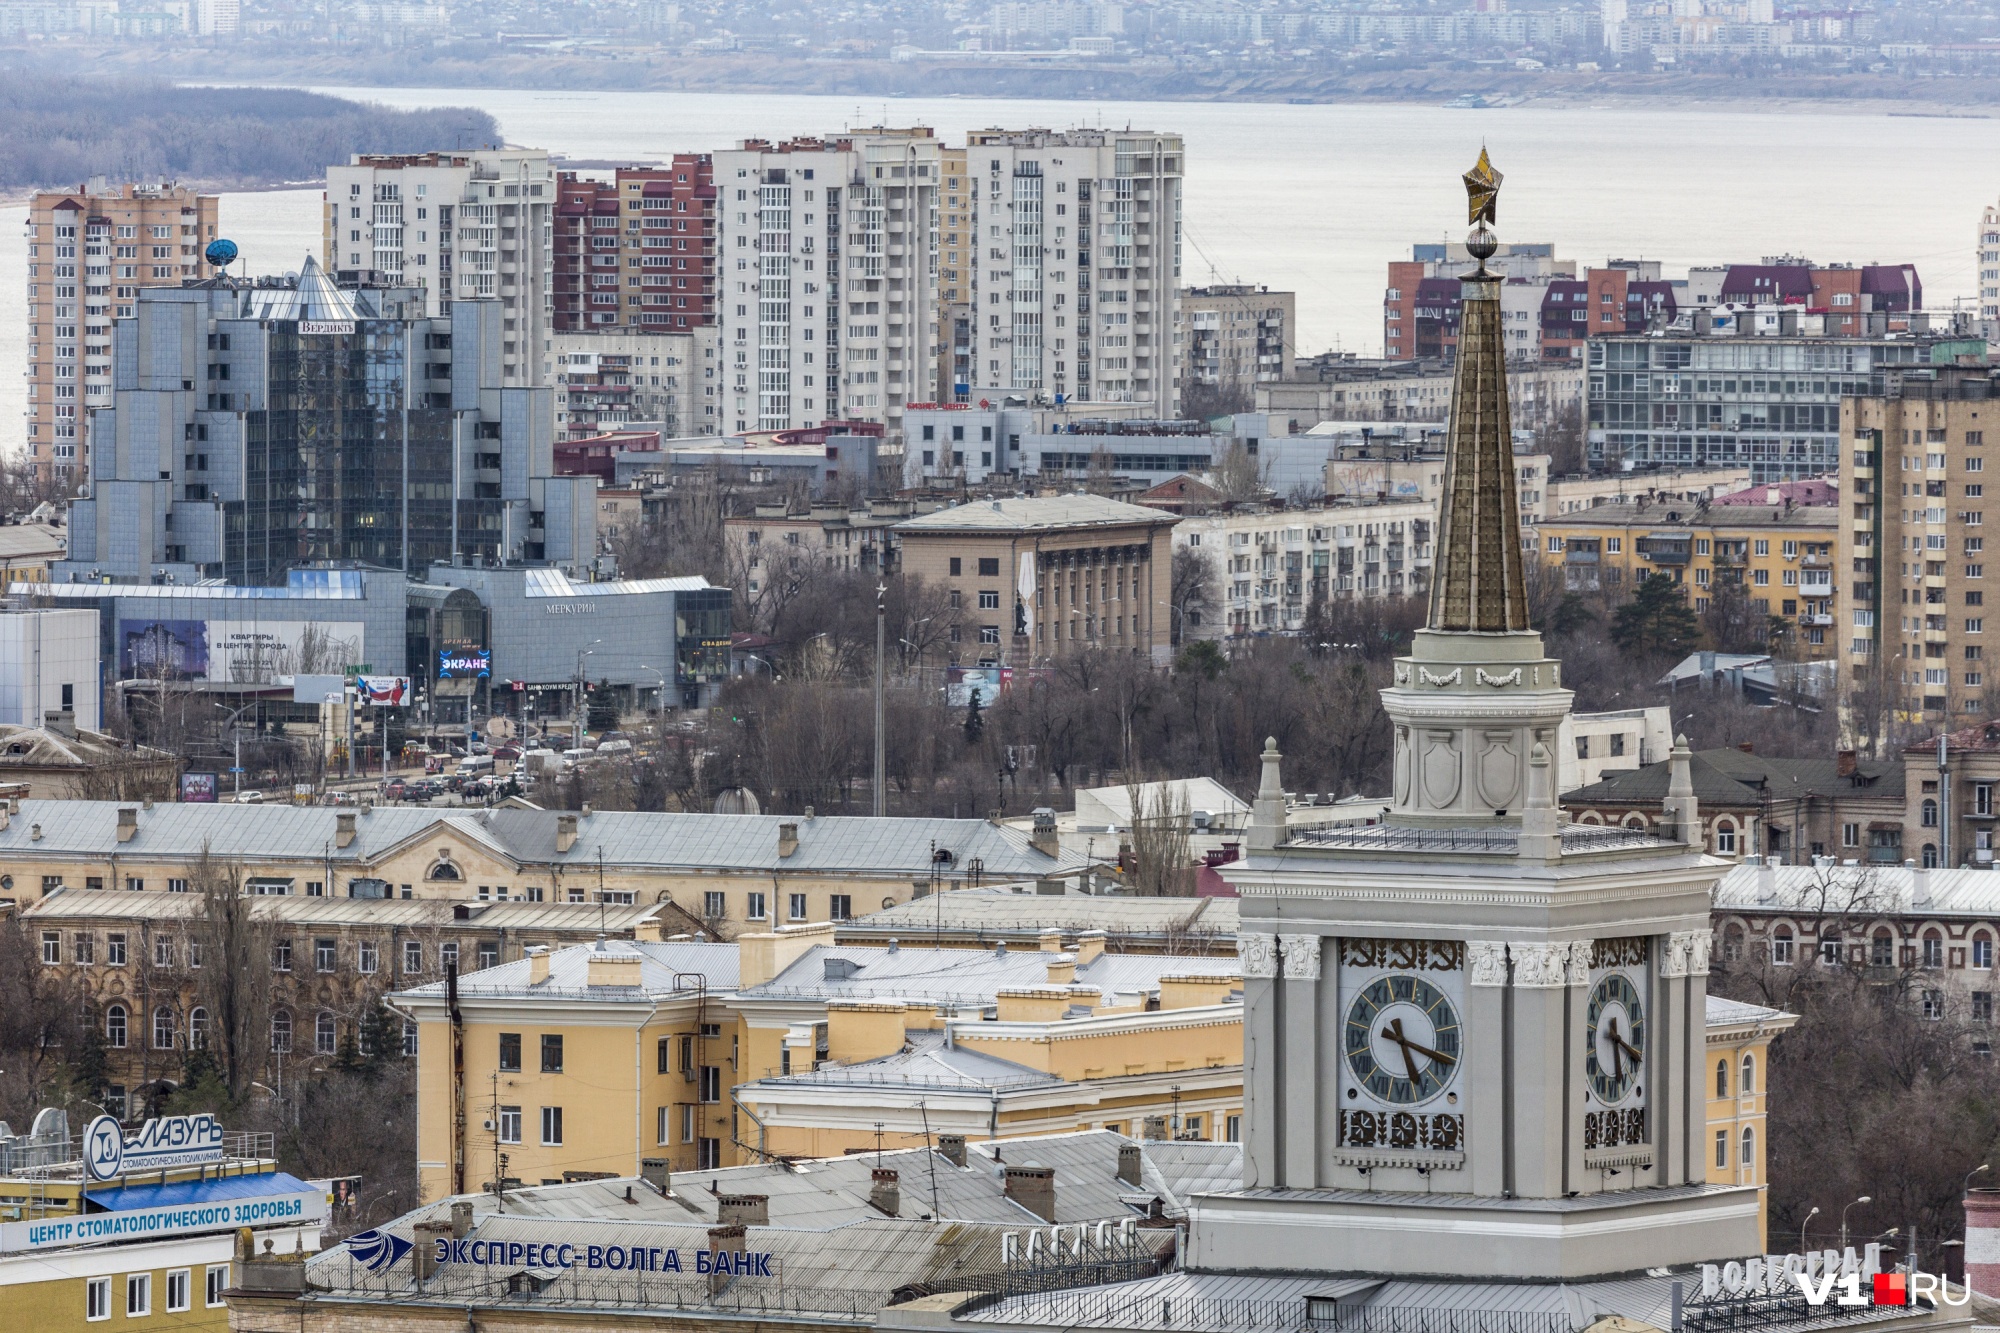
(179, 772, 218, 803)
(945, 665, 1011, 708)
(439, 648, 491, 679)
(120, 619, 364, 685)
(357, 676, 411, 707)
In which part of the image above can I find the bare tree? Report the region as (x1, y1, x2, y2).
(1170, 546, 1218, 647)
(1124, 781, 1194, 896)
(185, 847, 271, 1104)
(1210, 441, 1265, 503)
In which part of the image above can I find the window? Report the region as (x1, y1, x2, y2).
(87, 1276, 110, 1321)
(829, 894, 852, 921)
(949, 557, 961, 576)
(271, 1009, 292, 1053)
(747, 891, 767, 920)
(1923, 798, 1940, 827)
(1716, 822, 1737, 855)
(153, 1006, 175, 1050)
(1871, 930, 1895, 967)
(704, 890, 727, 919)
(1740, 1126, 1755, 1169)
(1976, 992, 1994, 1024)
(273, 939, 292, 972)
(1978, 935, 1995, 969)
(1772, 925, 1794, 966)
(105, 1003, 127, 1048)
(699, 1065, 721, 1103)
(127, 1272, 151, 1317)
(441, 941, 458, 971)
(1820, 932, 1841, 965)
(1924, 989, 1946, 1019)
(316, 1012, 337, 1054)
(358, 940, 378, 974)
(403, 1021, 419, 1057)
(789, 893, 808, 921)
(166, 1268, 190, 1313)
(206, 1265, 229, 1307)
(698, 1137, 721, 1169)
(1925, 933, 1945, 968)
(497, 1105, 521, 1143)
(404, 940, 423, 974)
(106, 933, 126, 966)
(1842, 822, 1860, 848)
(499, 1032, 522, 1071)
(40, 931, 59, 965)
(1739, 1053, 1754, 1095)
(978, 557, 1001, 576)
(316, 938, 337, 972)
(979, 590, 1000, 610)
(74, 932, 93, 965)
(541, 1106, 564, 1145)
(541, 1034, 564, 1072)
(1225, 1114, 1242, 1143)
(154, 937, 174, 968)
(189, 1007, 207, 1049)
(1714, 1129, 1727, 1169)
(1715, 1058, 1728, 1098)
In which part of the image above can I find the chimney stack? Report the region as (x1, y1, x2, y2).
(937, 1134, 967, 1167)
(116, 806, 138, 843)
(335, 810, 357, 848)
(527, 945, 551, 985)
(1002, 1164, 1056, 1222)
(869, 1168, 900, 1216)
(707, 1224, 747, 1295)
(556, 813, 578, 854)
(641, 1158, 671, 1195)
(1837, 749, 1857, 779)
(1117, 1142, 1142, 1187)
(1038, 927, 1063, 953)
(716, 1194, 769, 1227)
(778, 822, 800, 858)
(1029, 807, 1059, 858)
(1076, 929, 1106, 965)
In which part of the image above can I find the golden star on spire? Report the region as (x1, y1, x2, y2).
(1463, 147, 1502, 227)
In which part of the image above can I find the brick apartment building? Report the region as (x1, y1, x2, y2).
(553, 160, 716, 333)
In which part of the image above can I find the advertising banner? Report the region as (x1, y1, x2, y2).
(120, 619, 364, 685)
(179, 772, 218, 803)
(357, 676, 411, 706)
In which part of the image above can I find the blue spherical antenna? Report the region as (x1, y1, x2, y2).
(204, 238, 239, 271)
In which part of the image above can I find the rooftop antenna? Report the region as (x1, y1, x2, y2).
(204, 238, 239, 284)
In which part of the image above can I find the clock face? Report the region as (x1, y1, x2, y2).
(1586, 972, 1646, 1105)
(1343, 974, 1462, 1106)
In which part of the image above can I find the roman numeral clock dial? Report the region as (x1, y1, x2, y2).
(1336, 940, 1466, 1154)
(1583, 939, 1650, 1153)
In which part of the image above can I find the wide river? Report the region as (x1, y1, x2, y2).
(3, 90, 1994, 450)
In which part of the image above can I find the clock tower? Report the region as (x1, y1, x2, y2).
(1193, 153, 1759, 1281)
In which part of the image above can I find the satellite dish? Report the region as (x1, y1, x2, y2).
(204, 238, 238, 274)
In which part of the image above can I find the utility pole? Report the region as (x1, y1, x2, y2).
(874, 577, 887, 817)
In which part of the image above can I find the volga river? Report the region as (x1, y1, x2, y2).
(3, 89, 1994, 449)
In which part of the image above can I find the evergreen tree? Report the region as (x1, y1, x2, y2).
(1610, 573, 1702, 660)
(587, 679, 620, 733)
(963, 691, 985, 744)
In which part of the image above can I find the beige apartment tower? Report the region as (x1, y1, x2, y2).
(24, 181, 218, 482)
(1841, 364, 2000, 729)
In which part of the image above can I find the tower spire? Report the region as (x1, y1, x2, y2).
(1427, 148, 1531, 634)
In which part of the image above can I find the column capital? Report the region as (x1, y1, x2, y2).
(1278, 933, 1322, 981)
(1511, 941, 1568, 989)
(1660, 929, 1713, 978)
(1468, 940, 1509, 987)
(1240, 931, 1278, 980)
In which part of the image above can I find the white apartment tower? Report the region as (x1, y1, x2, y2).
(323, 150, 553, 386)
(713, 130, 943, 439)
(962, 129, 1183, 418)
(1981, 200, 2000, 341)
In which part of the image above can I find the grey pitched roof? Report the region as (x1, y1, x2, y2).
(396, 937, 741, 1002)
(0, 801, 1082, 879)
(843, 889, 1237, 946)
(1714, 862, 2000, 919)
(741, 942, 1239, 1007)
(19, 885, 661, 934)
(1561, 747, 1903, 807)
(749, 1030, 1061, 1094)
(894, 495, 1178, 534)
(1704, 994, 1794, 1031)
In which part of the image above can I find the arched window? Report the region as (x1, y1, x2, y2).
(1772, 925, 1795, 966)
(1716, 819, 1737, 855)
(153, 1006, 175, 1051)
(1923, 844, 1940, 869)
(188, 1007, 208, 1050)
(1723, 923, 1745, 962)
(1624, 813, 1648, 830)
(1977, 933, 1995, 971)
(427, 858, 462, 882)
(1923, 798, 1940, 828)
(1741, 1125, 1756, 1168)
(1715, 1058, 1729, 1098)
(270, 1009, 292, 1054)
(1872, 929, 1896, 967)
(1740, 1052, 1755, 1095)
(1924, 930, 1945, 969)
(105, 1004, 127, 1049)
(315, 1012, 337, 1056)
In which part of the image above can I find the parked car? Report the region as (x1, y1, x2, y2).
(232, 790, 264, 804)
(381, 779, 409, 801)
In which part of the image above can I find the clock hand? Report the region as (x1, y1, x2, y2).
(1385, 1018, 1422, 1083)
(1380, 1019, 1457, 1068)
(1606, 1015, 1624, 1080)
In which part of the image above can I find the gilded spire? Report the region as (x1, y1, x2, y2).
(1427, 150, 1531, 634)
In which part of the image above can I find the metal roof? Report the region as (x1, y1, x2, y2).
(20, 886, 662, 934)
(520, 568, 713, 598)
(398, 937, 741, 1002)
(742, 943, 1239, 1008)
(0, 802, 1081, 879)
(747, 1030, 1061, 1094)
(1714, 862, 2000, 920)
(847, 891, 1237, 943)
(894, 495, 1177, 534)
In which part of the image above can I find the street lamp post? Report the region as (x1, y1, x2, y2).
(873, 580, 887, 818)
(1800, 1206, 1820, 1255)
(637, 665, 667, 726)
(1841, 1195, 1873, 1251)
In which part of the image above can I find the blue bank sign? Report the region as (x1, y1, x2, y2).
(85, 1113, 224, 1181)
(429, 1237, 775, 1276)
(0, 1186, 323, 1254)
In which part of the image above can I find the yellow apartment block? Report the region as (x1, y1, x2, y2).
(1533, 498, 1840, 661)
(1702, 995, 1796, 1248)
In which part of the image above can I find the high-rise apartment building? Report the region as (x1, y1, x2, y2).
(58, 259, 585, 586)
(1841, 364, 2000, 726)
(1179, 284, 1294, 393)
(713, 129, 943, 439)
(323, 150, 553, 386)
(1981, 201, 2000, 340)
(551, 326, 718, 438)
(552, 160, 715, 333)
(937, 145, 970, 401)
(24, 181, 219, 482)
(962, 129, 1183, 417)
